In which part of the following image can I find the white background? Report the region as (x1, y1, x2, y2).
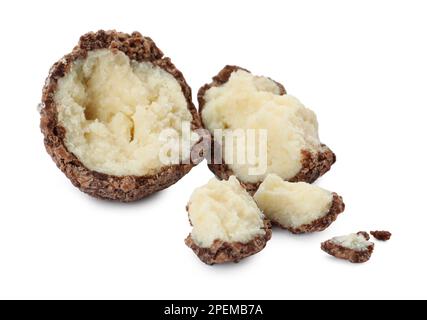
(0, 0, 426, 300)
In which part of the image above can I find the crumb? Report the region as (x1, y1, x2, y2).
(370, 231, 392, 241)
(321, 233, 375, 263)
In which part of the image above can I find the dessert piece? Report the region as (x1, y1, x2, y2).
(253, 174, 344, 233)
(321, 232, 375, 263)
(40, 30, 201, 201)
(185, 176, 271, 265)
(370, 231, 392, 241)
(198, 65, 335, 194)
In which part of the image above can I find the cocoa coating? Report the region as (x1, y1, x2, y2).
(40, 30, 202, 202)
(197, 65, 335, 194)
(185, 219, 272, 265)
(321, 238, 375, 263)
(276, 193, 345, 234)
(370, 230, 392, 241)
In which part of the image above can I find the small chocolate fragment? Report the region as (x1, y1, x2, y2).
(321, 233, 375, 263)
(370, 231, 392, 241)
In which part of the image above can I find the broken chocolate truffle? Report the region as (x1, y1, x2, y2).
(40, 30, 202, 201)
(198, 65, 335, 194)
(185, 176, 271, 265)
(254, 174, 345, 234)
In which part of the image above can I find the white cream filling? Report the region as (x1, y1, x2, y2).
(55, 49, 196, 176)
(188, 176, 265, 248)
(331, 234, 373, 251)
(254, 174, 333, 228)
(202, 70, 322, 183)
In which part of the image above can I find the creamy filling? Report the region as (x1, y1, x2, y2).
(188, 176, 265, 248)
(331, 234, 373, 251)
(254, 174, 333, 228)
(55, 49, 197, 176)
(202, 69, 322, 183)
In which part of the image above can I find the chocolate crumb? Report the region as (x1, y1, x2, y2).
(370, 231, 392, 241)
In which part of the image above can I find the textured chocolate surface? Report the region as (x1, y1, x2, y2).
(185, 219, 272, 265)
(370, 230, 392, 241)
(40, 30, 202, 202)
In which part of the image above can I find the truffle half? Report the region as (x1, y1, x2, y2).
(253, 174, 344, 233)
(198, 66, 335, 194)
(40, 30, 202, 201)
(185, 176, 271, 265)
(321, 232, 375, 263)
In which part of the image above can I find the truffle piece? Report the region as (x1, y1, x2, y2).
(253, 174, 344, 234)
(198, 66, 335, 194)
(370, 231, 392, 241)
(185, 176, 272, 265)
(321, 233, 375, 263)
(40, 30, 202, 201)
